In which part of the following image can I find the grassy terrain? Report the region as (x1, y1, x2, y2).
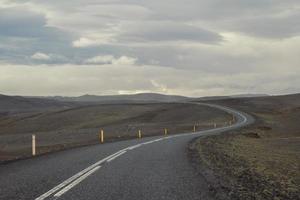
(0, 102, 231, 162)
(191, 94, 300, 200)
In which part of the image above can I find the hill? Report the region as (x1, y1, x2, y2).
(42, 93, 190, 103)
(196, 93, 269, 101)
(0, 94, 76, 113)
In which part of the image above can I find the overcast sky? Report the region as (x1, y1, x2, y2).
(0, 0, 299, 97)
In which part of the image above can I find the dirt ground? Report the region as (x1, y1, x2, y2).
(0, 102, 231, 162)
(190, 94, 300, 200)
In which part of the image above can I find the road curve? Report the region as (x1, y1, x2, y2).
(0, 103, 254, 200)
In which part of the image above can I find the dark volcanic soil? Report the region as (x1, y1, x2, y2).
(190, 94, 300, 200)
(0, 103, 231, 162)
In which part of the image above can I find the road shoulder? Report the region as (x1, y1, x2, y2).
(188, 130, 300, 200)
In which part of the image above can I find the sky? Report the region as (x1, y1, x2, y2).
(0, 0, 299, 97)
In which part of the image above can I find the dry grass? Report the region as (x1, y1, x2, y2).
(195, 133, 299, 200)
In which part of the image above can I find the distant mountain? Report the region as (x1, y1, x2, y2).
(196, 96, 231, 101)
(0, 94, 75, 113)
(1, 92, 295, 114)
(23, 93, 270, 104)
(44, 93, 190, 103)
(230, 94, 269, 98)
(196, 94, 269, 101)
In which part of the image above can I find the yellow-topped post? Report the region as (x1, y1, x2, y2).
(100, 129, 104, 143)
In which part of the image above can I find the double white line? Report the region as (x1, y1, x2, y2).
(35, 137, 172, 200)
(35, 149, 128, 200)
(34, 134, 199, 199)
(54, 166, 101, 198)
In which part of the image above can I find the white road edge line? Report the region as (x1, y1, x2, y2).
(54, 166, 101, 198)
(106, 151, 127, 162)
(35, 103, 249, 200)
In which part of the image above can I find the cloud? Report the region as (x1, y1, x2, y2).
(229, 11, 300, 39)
(71, 21, 222, 49)
(0, 63, 299, 97)
(0, 7, 44, 38)
(150, 80, 168, 92)
(80, 4, 153, 20)
(85, 55, 115, 64)
(0, 4, 75, 64)
(0, 0, 300, 96)
(29, 52, 69, 64)
(72, 35, 116, 48)
(31, 52, 50, 60)
(112, 56, 137, 65)
(0, 6, 72, 40)
(85, 55, 137, 65)
(120, 21, 222, 44)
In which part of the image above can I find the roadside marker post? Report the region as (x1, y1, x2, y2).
(193, 124, 196, 132)
(32, 134, 36, 156)
(214, 123, 217, 128)
(164, 128, 168, 136)
(138, 130, 142, 139)
(100, 129, 104, 143)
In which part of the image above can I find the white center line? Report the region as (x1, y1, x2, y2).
(127, 144, 142, 150)
(106, 151, 127, 162)
(54, 166, 101, 198)
(142, 141, 154, 145)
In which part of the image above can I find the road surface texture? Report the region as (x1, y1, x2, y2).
(0, 103, 254, 200)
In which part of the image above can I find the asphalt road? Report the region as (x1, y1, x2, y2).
(0, 103, 254, 200)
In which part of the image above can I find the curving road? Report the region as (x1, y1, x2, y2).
(0, 103, 254, 200)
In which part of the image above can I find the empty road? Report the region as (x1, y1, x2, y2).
(0, 103, 254, 200)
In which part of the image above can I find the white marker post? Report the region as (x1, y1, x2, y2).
(32, 134, 36, 156)
(193, 124, 196, 132)
(100, 129, 104, 143)
(214, 123, 217, 128)
(164, 128, 168, 136)
(138, 130, 142, 139)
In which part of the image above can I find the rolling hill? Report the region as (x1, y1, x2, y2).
(43, 93, 190, 103)
(0, 94, 76, 113)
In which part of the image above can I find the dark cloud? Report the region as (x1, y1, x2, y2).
(0, 7, 69, 40)
(0, 6, 75, 64)
(228, 11, 300, 39)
